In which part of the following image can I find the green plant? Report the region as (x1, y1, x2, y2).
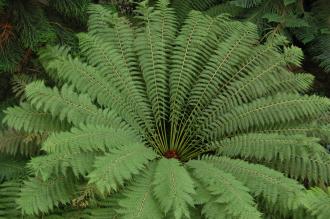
(3, 0, 330, 218)
(171, 0, 330, 74)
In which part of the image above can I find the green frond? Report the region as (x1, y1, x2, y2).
(194, 39, 299, 134)
(11, 74, 38, 101)
(17, 176, 77, 216)
(49, 0, 90, 22)
(135, 0, 177, 123)
(0, 156, 26, 181)
(170, 0, 192, 22)
(230, 0, 263, 8)
(3, 103, 68, 133)
(206, 3, 243, 17)
(153, 158, 195, 219)
(309, 35, 330, 73)
(301, 187, 330, 219)
(191, 177, 211, 205)
(87, 195, 122, 218)
(78, 32, 155, 132)
(186, 22, 259, 122)
(169, 11, 221, 124)
(203, 156, 305, 217)
(39, 46, 141, 131)
(0, 129, 43, 156)
(0, 181, 22, 218)
(171, 0, 219, 21)
(201, 93, 330, 140)
(28, 125, 142, 181)
(117, 163, 162, 219)
(88, 5, 157, 134)
(283, 46, 304, 66)
(29, 151, 97, 181)
(211, 72, 313, 113)
(88, 3, 140, 60)
(271, 73, 314, 94)
(188, 160, 261, 219)
(210, 133, 330, 184)
(25, 81, 124, 129)
(42, 125, 139, 154)
(87, 4, 115, 35)
(88, 143, 158, 194)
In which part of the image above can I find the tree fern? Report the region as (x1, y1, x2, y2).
(3, 1, 330, 218)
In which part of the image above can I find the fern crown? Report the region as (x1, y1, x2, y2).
(3, 0, 330, 218)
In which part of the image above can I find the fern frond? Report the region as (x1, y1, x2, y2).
(195, 41, 300, 134)
(117, 163, 162, 219)
(203, 156, 305, 217)
(230, 0, 263, 8)
(206, 3, 243, 17)
(3, 103, 68, 133)
(25, 81, 125, 129)
(196, 72, 313, 136)
(188, 160, 261, 219)
(11, 74, 37, 101)
(153, 158, 195, 219)
(17, 176, 77, 215)
(169, 11, 221, 125)
(202, 93, 330, 140)
(88, 6, 138, 81)
(0, 181, 22, 218)
(189, 22, 258, 107)
(0, 129, 43, 156)
(29, 151, 97, 181)
(78, 33, 155, 132)
(42, 125, 139, 154)
(186, 22, 259, 124)
(89, 5, 160, 138)
(210, 133, 330, 184)
(0, 156, 26, 181)
(88, 143, 158, 194)
(309, 35, 330, 73)
(171, 0, 219, 21)
(87, 4, 115, 36)
(39, 46, 140, 130)
(28, 125, 142, 181)
(301, 187, 330, 219)
(135, 0, 177, 124)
